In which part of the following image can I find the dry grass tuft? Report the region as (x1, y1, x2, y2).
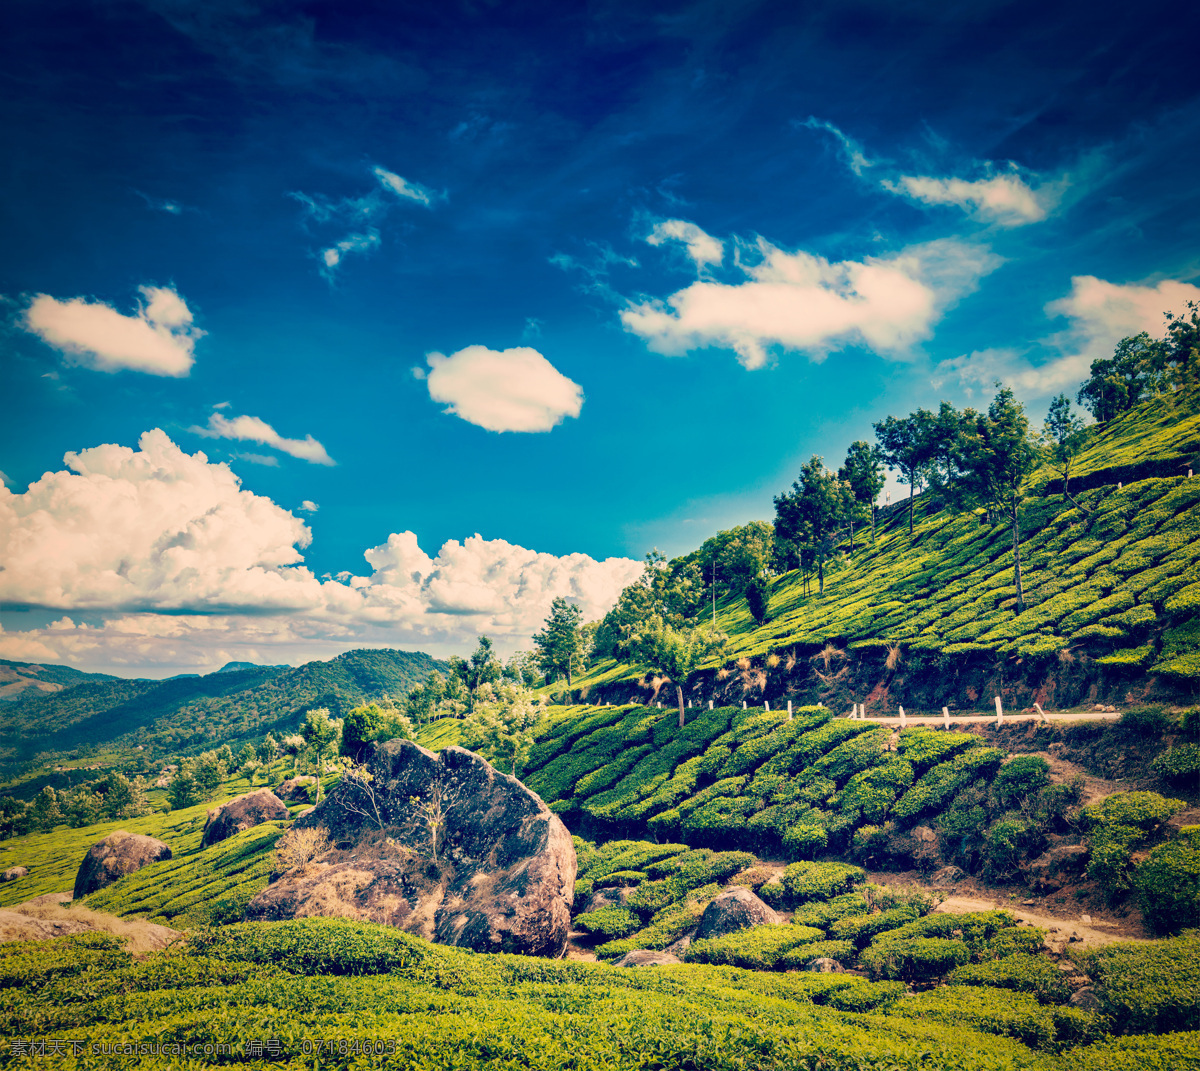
(765, 653, 781, 670)
(275, 825, 332, 871)
(885, 644, 903, 671)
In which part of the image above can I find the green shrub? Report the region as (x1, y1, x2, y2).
(1119, 705, 1175, 734)
(776, 939, 856, 968)
(1084, 792, 1186, 898)
(1133, 827, 1200, 935)
(763, 860, 865, 907)
(684, 924, 824, 970)
(781, 821, 829, 859)
(574, 906, 640, 939)
(1152, 743, 1200, 785)
(893, 747, 1005, 822)
(992, 756, 1051, 809)
(789, 891, 871, 930)
(830, 904, 924, 949)
(1082, 930, 1200, 1034)
(949, 953, 1071, 1003)
(826, 979, 905, 1012)
(1058, 1031, 1200, 1071)
(860, 937, 970, 981)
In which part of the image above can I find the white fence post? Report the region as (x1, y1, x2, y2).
(764, 700, 769, 711)
(742, 701, 747, 709)
(942, 706, 950, 728)
(994, 696, 1003, 724)
(1033, 701, 1048, 724)
(899, 705, 906, 727)
(708, 699, 713, 710)
(787, 700, 793, 720)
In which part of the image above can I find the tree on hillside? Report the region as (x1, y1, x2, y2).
(504, 651, 541, 687)
(302, 708, 341, 802)
(873, 413, 926, 536)
(1040, 394, 1091, 516)
(462, 636, 503, 710)
(746, 572, 771, 626)
(1164, 300, 1200, 386)
(839, 441, 886, 549)
(772, 456, 852, 596)
(593, 550, 703, 661)
(533, 596, 584, 688)
(959, 386, 1040, 611)
(1076, 332, 1166, 421)
(256, 734, 278, 779)
(919, 402, 975, 511)
(635, 619, 728, 728)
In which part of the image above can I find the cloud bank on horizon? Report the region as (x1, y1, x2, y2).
(0, 431, 640, 670)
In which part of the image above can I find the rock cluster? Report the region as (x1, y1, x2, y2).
(246, 740, 576, 958)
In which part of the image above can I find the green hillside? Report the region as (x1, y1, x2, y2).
(0, 648, 448, 769)
(571, 389, 1200, 710)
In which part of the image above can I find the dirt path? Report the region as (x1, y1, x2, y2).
(934, 894, 1146, 950)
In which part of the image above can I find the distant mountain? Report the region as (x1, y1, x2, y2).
(215, 661, 282, 674)
(0, 648, 449, 764)
(0, 659, 117, 703)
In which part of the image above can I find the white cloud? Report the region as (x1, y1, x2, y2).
(620, 236, 999, 369)
(799, 117, 876, 175)
(22, 286, 202, 376)
(936, 275, 1200, 396)
(320, 230, 380, 275)
(372, 166, 435, 206)
(646, 219, 723, 270)
(0, 432, 641, 673)
(299, 500, 319, 513)
(883, 170, 1053, 226)
(423, 345, 584, 432)
(193, 412, 336, 466)
(0, 429, 323, 613)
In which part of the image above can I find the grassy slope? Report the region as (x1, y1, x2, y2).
(570, 390, 1200, 696)
(0, 768, 308, 911)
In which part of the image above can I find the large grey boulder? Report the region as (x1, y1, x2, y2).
(201, 789, 289, 848)
(694, 886, 780, 940)
(74, 831, 171, 899)
(1, 867, 28, 882)
(246, 740, 576, 958)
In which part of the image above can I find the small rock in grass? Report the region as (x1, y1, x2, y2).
(694, 887, 780, 940)
(1, 867, 28, 882)
(615, 950, 681, 967)
(806, 957, 845, 973)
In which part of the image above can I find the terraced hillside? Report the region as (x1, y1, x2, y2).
(574, 389, 1200, 712)
(522, 702, 1197, 929)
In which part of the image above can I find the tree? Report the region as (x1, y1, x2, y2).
(341, 702, 383, 763)
(772, 456, 851, 595)
(302, 708, 340, 802)
(636, 619, 728, 728)
(839, 441, 886, 548)
(874, 413, 926, 536)
(167, 762, 202, 810)
(237, 743, 257, 776)
(919, 402, 974, 512)
(1040, 393, 1091, 516)
(256, 734, 278, 778)
(193, 752, 224, 802)
(959, 387, 1040, 611)
(1163, 300, 1200, 387)
(461, 681, 546, 776)
(746, 572, 771, 626)
(29, 786, 63, 832)
(280, 734, 306, 776)
(464, 636, 502, 699)
(1076, 332, 1166, 421)
(532, 596, 584, 688)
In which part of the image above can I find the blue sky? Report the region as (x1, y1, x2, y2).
(2, 0, 1198, 675)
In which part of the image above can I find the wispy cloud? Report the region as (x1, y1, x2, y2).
(645, 219, 724, 272)
(803, 118, 1062, 227)
(133, 190, 185, 214)
(290, 163, 439, 280)
(193, 411, 336, 465)
(22, 286, 202, 377)
(549, 242, 638, 301)
(299, 500, 319, 513)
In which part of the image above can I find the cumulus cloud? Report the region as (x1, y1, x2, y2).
(192, 412, 336, 466)
(299, 500, 319, 513)
(936, 275, 1200, 396)
(0, 432, 640, 672)
(22, 286, 202, 376)
(646, 219, 724, 270)
(422, 345, 585, 432)
(0, 429, 323, 612)
(883, 170, 1053, 226)
(620, 236, 999, 369)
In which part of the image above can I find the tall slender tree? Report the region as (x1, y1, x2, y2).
(873, 414, 925, 536)
(959, 387, 1040, 611)
(1040, 394, 1091, 516)
(773, 456, 851, 596)
(532, 597, 584, 687)
(839, 440, 886, 548)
